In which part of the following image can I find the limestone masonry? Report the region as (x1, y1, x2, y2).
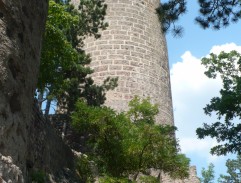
(84, 0, 174, 125)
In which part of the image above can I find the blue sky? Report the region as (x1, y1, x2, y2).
(165, 0, 241, 180)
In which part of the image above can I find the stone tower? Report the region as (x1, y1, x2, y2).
(84, 0, 174, 125)
(71, 1, 200, 182)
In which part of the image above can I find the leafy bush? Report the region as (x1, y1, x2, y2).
(72, 96, 190, 181)
(76, 154, 94, 183)
(99, 175, 133, 183)
(139, 176, 159, 183)
(30, 170, 48, 183)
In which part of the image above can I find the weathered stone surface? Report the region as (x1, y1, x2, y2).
(83, 0, 174, 125)
(0, 154, 24, 183)
(0, 1, 111, 182)
(0, 100, 78, 183)
(26, 101, 75, 180)
(160, 166, 200, 183)
(0, 0, 48, 179)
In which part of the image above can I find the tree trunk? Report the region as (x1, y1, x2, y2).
(0, 0, 48, 179)
(45, 98, 51, 117)
(37, 91, 44, 109)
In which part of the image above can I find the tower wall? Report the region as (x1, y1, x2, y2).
(84, 0, 174, 125)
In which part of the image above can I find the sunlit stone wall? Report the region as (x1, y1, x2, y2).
(84, 0, 174, 125)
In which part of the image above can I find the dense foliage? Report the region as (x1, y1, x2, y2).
(72, 97, 190, 181)
(200, 163, 215, 183)
(218, 155, 241, 182)
(157, 0, 186, 36)
(38, 0, 117, 115)
(196, 51, 241, 155)
(200, 156, 241, 183)
(157, 0, 241, 36)
(196, 0, 241, 30)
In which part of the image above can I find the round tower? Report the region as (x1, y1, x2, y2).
(84, 0, 174, 125)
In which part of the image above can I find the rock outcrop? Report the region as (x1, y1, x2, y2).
(0, 154, 24, 183)
(0, 0, 48, 179)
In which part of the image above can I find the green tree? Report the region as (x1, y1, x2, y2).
(200, 163, 215, 183)
(99, 176, 132, 183)
(38, 0, 117, 115)
(178, 0, 241, 158)
(38, 0, 85, 114)
(124, 97, 189, 180)
(157, 0, 241, 36)
(72, 97, 190, 181)
(157, 0, 187, 36)
(218, 155, 241, 183)
(195, 0, 241, 30)
(196, 51, 241, 155)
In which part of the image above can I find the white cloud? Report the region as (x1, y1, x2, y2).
(209, 43, 241, 54)
(179, 137, 222, 163)
(170, 43, 241, 164)
(180, 137, 213, 154)
(171, 50, 222, 138)
(171, 51, 207, 92)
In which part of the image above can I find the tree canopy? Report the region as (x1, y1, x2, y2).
(157, 0, 241, 36)
(200, 163, 215, 183)
(72, 97, 190, 182)
(218, 155, 241, 183)
(158, 0, 241, 156)
(200, 157, 241, 183)
(38, 0, 117, 115)
(196, 0, 241, 30)
(196, 51, 241, 155)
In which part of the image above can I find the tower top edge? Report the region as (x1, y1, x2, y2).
(71, 0, 161, 8)
(103, 0, 161, 9)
